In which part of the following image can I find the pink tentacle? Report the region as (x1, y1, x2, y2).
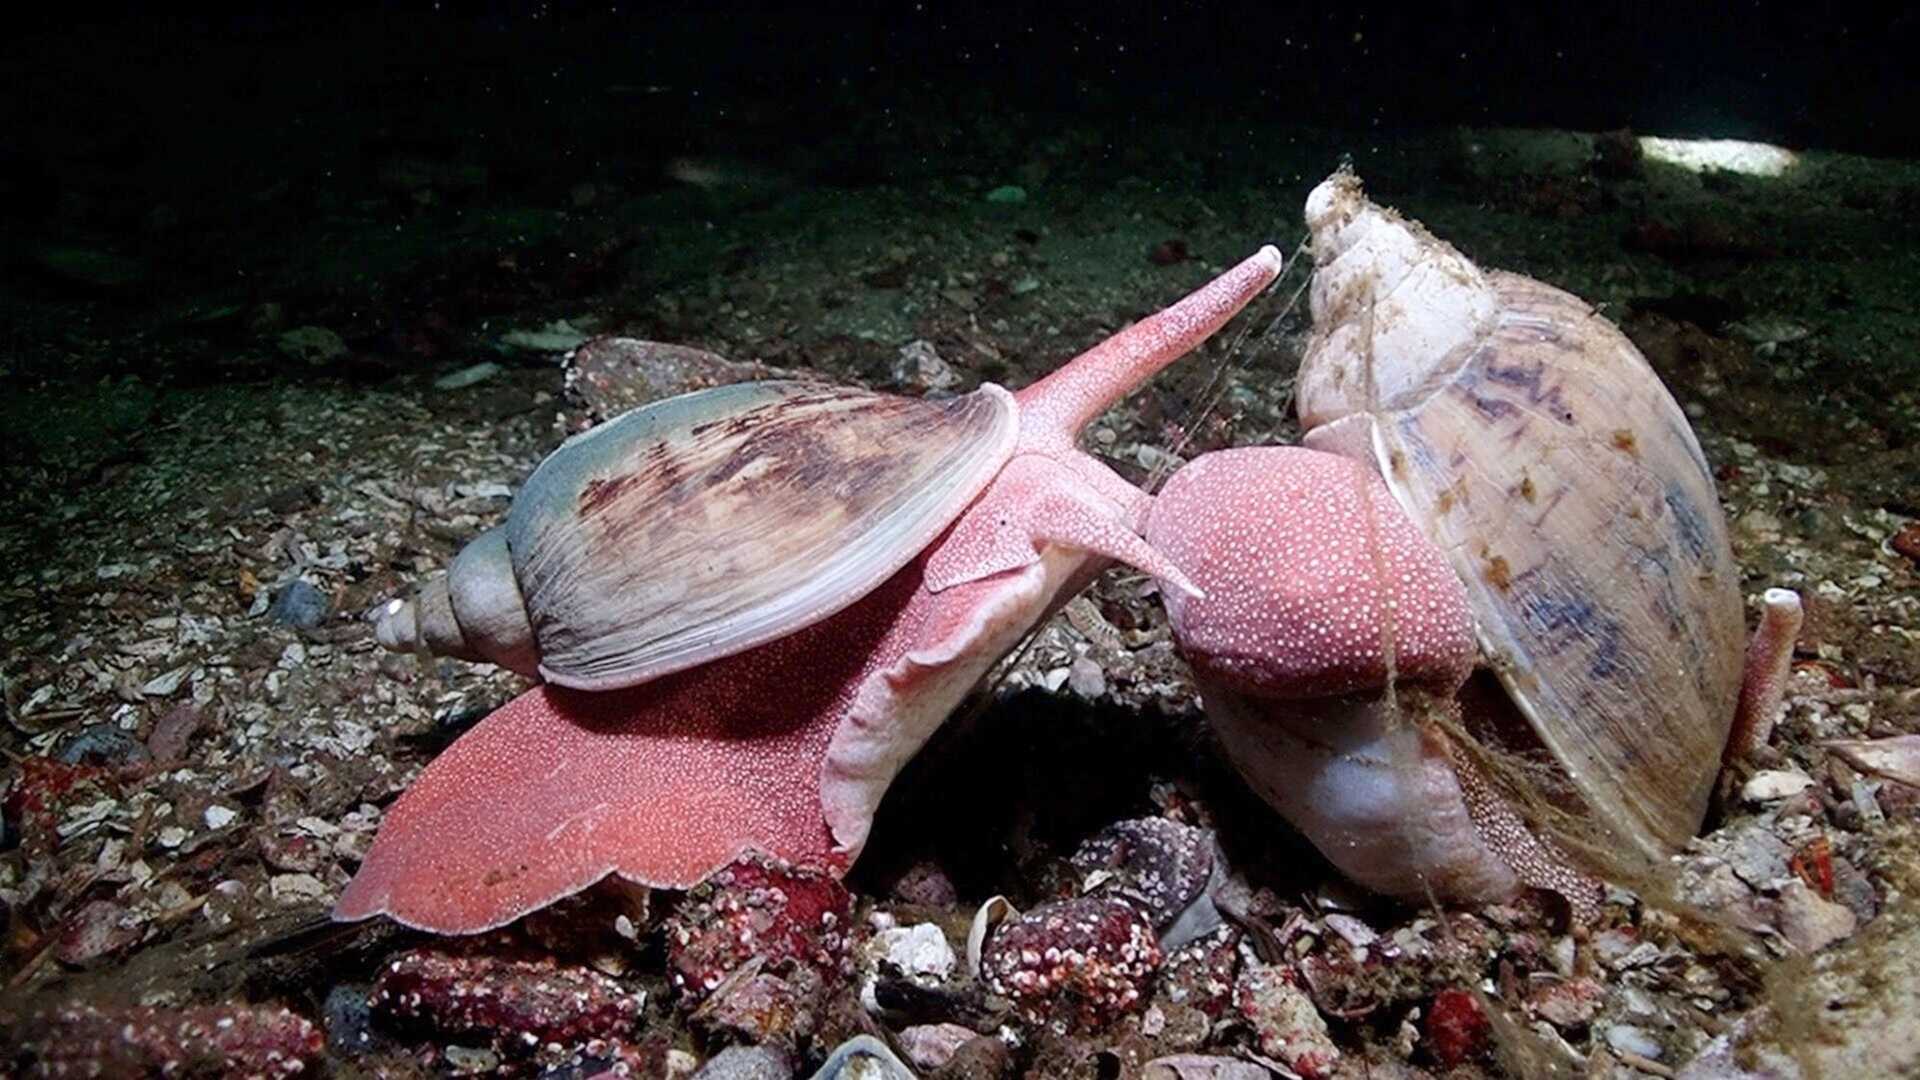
(1015, 246, 1283, 440)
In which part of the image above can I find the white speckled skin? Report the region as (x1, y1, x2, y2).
(1147, 446, 1535, 905)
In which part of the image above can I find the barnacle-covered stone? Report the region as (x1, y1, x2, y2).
(1070, 817, 1215, 935)
(980, 896, 1161, 1033)
(562, 337, 782, 428)
(1155, 926, 1241, 1019)
(665, 856, 854, 1002)
(368, 945, 646, 1057)
(10, 1003, 323, 1079)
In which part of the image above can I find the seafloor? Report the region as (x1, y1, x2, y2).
(3, 52, 1919, 1080)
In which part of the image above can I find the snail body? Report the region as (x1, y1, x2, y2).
(339, 248, 1285, 933)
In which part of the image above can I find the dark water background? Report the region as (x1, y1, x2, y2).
(3, 3, 1916, 465)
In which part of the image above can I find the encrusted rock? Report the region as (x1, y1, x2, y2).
(368, 945, 646, 1057)
(867, 922, 957, 984)
(1775, 878, 1858, 954)
(861, 921, 959, 1014)
(926, 1034, 1015, 1079)
(981, 896, 1161, 1033)
(1232, 962, 1338, 1079)
(892, 339, 961, 392)
(889, 860, 959, 908)
(665, 856, 854, 1002)
(1742, 769, 1815, 802)
(11, 1003, 323, 1079)
(1142, 1055, 1269, 1080)
(689, 1042, 794, 1079)
(1155, 926, 1241, 1018)
(563, 338, 784, 428)
(690, 964, 829, 1049)
(1526, 976, 1606, 1030)
(1070, 817, 1216, 936)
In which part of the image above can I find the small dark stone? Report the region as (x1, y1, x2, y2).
(55, 723, 151, 768)
(890, 860, 959, 908)
(1147, 239, 1190, 266)
(543, 1053, 645, 1079)
(322, 983, 379, 1059)
(268, 579, 331, 628)
(262, 483, 323, 515)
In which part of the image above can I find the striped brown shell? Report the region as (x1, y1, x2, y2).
(1295, 170, 1745, 862)
(510, 379, 1018, 689)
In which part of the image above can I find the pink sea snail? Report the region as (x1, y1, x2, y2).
(1142, 170, 1803, 915)
(338, 248, 1286, 935)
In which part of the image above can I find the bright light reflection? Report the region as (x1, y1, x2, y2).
(1637, 136, 1799, 177)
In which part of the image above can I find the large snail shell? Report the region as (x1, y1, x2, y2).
(379, 378, 1019, 689)
(1295, 169, 1745, 862)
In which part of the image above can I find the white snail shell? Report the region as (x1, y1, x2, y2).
(1295, 168, 1745, 864)
(375, 376, 1018, 689)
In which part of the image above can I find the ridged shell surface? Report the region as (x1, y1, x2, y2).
(1298, 171, 1745, 860)
(508, 379, 1018, 689)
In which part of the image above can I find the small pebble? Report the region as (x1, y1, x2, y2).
(1776, 879, 1858, 953)
(1067, 656, 1107, 699)
(1742, 769, 1815, 802)
(268, 579, 331, 628)
(690, 1044, 793, 1080)
(1604, 1023, 1663, 1061)
(55, 723, 151, 767)
(897, 1023, 978, 1071)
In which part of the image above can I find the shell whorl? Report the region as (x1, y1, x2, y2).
(373, 526, 541, 678)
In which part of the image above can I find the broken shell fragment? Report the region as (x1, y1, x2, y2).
(1825, 735, 1920, 789)
(965, 894, 1018, 979)
(807, 1034, 917, 1079)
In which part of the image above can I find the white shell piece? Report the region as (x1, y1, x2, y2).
(965, 895, 1017, 979)
(509, 379, 1019, 689)
(1299, 170, 1745, 860)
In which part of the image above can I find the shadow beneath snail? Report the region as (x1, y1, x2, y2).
(850, 684, 1341, 914)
